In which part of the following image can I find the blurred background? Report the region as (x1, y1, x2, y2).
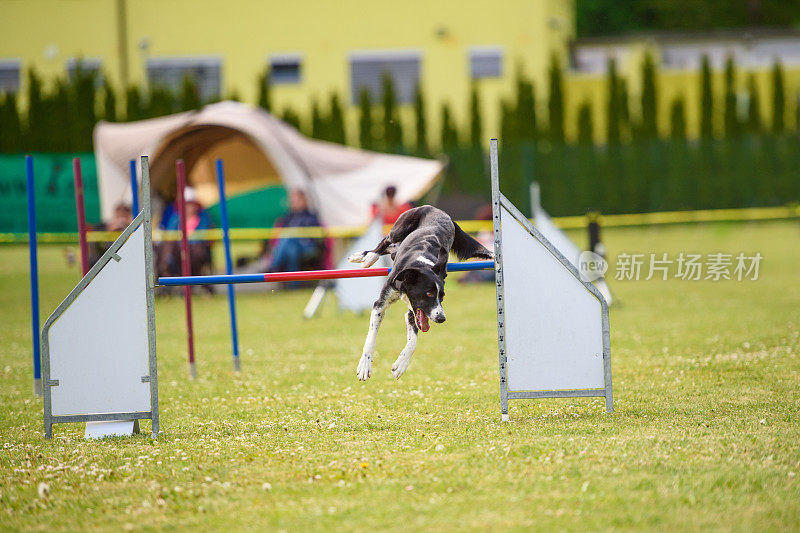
(0, 0, 799, 234)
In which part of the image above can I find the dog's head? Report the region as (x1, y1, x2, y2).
(392, 259, 447, 333)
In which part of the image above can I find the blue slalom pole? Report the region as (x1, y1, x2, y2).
(129, 160, 139, 216)
(26, 155, 42, 396)
(215, 159, 240, 371)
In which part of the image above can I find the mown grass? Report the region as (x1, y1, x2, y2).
(1, 220, 799, 531)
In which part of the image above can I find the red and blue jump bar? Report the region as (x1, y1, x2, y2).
(158, 260, 494, 286)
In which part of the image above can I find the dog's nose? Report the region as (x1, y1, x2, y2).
(433, 313, 446, 323)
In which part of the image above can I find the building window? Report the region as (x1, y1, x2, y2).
(66, 58, 104, 87)
(570, 46, 629, 74)
(146, 57, 222, 102)
(350, 51, 421, 104)
(0, 60, 21, 94)
(269, 54, 302, 84)
(469, 47, 503, 79)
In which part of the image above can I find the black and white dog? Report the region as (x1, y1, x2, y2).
(348, 205, 493, 380)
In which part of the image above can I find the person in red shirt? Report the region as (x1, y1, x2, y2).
(156, 187, 214, 292)
(371, 185, 413, 226)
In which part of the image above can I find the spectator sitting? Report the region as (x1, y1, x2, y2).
(165, 187, 213, 240)
(371, 185, 413, 226)
(88, 203, 132, 267)
(156, 187, 214, 293)
(107, 203, 133, 231)
(158, 201, 178, 231)
(267, 189, 324, 275)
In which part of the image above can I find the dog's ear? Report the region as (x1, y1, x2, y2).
(391, 268, 420, 291)
(433, 248, 448, 277)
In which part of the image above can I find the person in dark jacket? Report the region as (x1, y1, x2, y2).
(268, 189, 323, 273)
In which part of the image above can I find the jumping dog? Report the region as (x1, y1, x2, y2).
(348, 205, 493, 380)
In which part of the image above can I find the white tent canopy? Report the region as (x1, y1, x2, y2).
(93, 101, 444, 226)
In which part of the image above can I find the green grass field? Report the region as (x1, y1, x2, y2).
(1, 221, 799, 531)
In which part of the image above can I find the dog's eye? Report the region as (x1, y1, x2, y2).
(426, 291, 435, 298)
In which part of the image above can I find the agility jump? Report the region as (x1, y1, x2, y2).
(38, 138, 612, 438)
(158, 261, 493, 286)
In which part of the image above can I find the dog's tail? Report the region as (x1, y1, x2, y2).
(452, 222, 493, 261)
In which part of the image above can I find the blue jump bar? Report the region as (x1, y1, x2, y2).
(444, 260, 494, 272)
(158, 260, 494, 287)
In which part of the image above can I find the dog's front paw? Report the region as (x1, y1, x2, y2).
(348, 251, 365, 263)
(361, 252, 380, 268)
(391, 354, 411, 380)
(356, 353, 372, 381)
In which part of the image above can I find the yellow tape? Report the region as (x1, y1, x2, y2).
(1, 204, 797, 244)
(572, 204, 800, 229)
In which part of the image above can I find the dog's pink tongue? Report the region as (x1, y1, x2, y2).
(416, 309, 430, 333)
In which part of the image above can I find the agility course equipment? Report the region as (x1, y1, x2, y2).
(529, 182, 614, 305)
(72, 158, 90, 277)
(39, 157, 493, 438)
(38, 142, 612, 438)
(70, 156, 241, 378)
(159, 261, 493, 285)
(175, 159, 197, 379)
(490, 139, 612, 419)
(26, 156, 42, 397)
(333, 220, 390, 314)
(163, 158, 241, 377)
(129, 159, 139, 216)
(41, 156, 158, 439)
(215, 159, 241, 371)
(303, 219, 389, 319)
